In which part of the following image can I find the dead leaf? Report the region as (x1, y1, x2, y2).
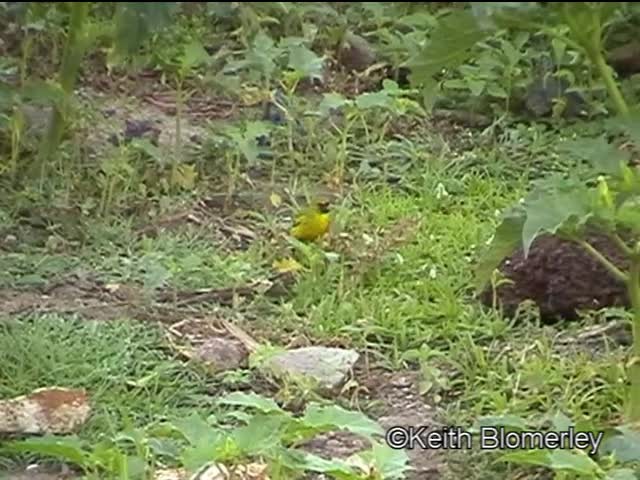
(269, 192, 282, 208)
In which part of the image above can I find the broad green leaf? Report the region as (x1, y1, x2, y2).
(319, 93, 348, 117)
(180, 432, 228, 471)
(547, 450, 602, 475)
(302, 404, 383, 438)
(171, 413, 219, 446)
(113, 3, 178, 57)
(232, 414, 289, 455)
(356, 91, 392, 110)
(474, 208, 525, 294)
(353, 441, 410, 479)
(521, 188, 593, 257)
(299, 452, 355, 477)
(503, 449, 601, 475)
(408, 10, 491, 86)
(147, 438, 180, 461)
(245, 120, 272, 140)
(5, 436, 89, 467)
(180, 40, 210, 72)
(606, 468, 638, 480)
(558, 137, 630, 177)
(245, 31, 281, 78)
(606, 113, 640, 148)
(218, 391, 284, 414)
(551, 412, 574, 432)
(287, 45, 324, 81)
(600, 427, 640, 463)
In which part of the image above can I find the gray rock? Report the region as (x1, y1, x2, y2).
(192, 337, 248, 373)
(265, 347, 359, 390)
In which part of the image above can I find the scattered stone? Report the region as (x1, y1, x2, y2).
(478, 231, 629, 322)
(3, 234, 17, 248)
(265, 347, 359, 391)
(0, 387, 90, 435)
(337, 32, 377, 73)
(156, 462, 269, 480)
(191, 337, 248, 373)
(108, 118, 162, 146)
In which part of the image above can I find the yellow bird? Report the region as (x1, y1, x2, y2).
(290, 200, 331, 242)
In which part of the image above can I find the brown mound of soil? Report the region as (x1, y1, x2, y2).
(478, 232, 630, 322)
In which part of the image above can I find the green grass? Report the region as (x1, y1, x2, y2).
(0, 316, 215, 439)
(0, 143, 630, 477)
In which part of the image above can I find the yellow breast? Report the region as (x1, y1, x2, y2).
(290, 212, 330, 241)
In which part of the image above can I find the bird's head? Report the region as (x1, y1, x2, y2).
(315, 200, 331, 214)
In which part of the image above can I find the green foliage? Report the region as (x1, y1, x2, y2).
(3, 392, 409, 480)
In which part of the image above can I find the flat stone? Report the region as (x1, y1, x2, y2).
(265, 347, 359, 390)
(0, 387, 90, 435)
(192, 337, 248, 373)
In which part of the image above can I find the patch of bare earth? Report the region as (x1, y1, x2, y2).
(0, 269, 294, 324)
(302, 368, 448, 480)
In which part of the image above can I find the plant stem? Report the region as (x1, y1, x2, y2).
(37, 2, 90, 179)
(575, 238, 628, 284)
(591, 49, 629, 117)
(627, 259, 640, 422)
(611, 233, 634, 257)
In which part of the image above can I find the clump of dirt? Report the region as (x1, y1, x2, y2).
(478, 231, 629, 322)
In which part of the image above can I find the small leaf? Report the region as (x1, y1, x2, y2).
(171, 164, 198, 190)
(270, 192, 282, 207)
(487, 84, 508, 99)
(218, 392, 284, 414)
(356, 91, 392, 110)
(319, 92, 349, 117)
(287, 45, 324, 81)
(467, 79, 486, 97)
(272, 257, 303, 273)
(180, 40, 210, 72)
(302, 404, 383, 438)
